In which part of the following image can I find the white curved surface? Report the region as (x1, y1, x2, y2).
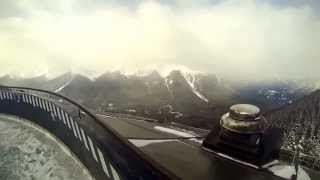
(0, 115, 94, 180)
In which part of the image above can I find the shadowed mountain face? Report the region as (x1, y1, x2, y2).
(57, 71, 234, 128)
(0, 70, 314, 129)
(165, 70, 207, 112)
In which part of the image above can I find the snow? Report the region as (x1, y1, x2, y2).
(268, 165, 311, 180)
(154, 126, 203, 143)
(155, 126, 195, 137)
(129, 139, 177, 147)
(202, 147, 259, 169)
(54, 76, 74, 93)
(191, 88, 209, 103)
(164, 78, 174, 98)
(180, 70, 209, 103)
(0, 114, 93, 180)
(205, 147, 312, 180)
(160, 64, 209, 103)
(216, 152, 259, 169)
(126, 109, 137, 113)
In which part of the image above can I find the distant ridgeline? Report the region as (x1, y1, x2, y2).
(0, 86, 176, 180)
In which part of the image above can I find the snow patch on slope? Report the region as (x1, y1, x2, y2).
(164, 78, 174, 98)
(180, 71, 209, 103)
(54, 75, 74, 93)
(159, 65, 209, 103)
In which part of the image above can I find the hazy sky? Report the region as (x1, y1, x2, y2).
(0, 0, 319, 79)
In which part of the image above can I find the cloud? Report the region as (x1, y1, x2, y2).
(0, 0, 319, 80)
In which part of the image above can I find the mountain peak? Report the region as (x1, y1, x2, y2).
(144, 70, 162, 82)
(167, 70, 184, 78)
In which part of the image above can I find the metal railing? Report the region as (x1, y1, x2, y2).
(280, 148, 320, 170)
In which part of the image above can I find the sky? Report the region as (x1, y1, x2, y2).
(0, 0, 319, 80)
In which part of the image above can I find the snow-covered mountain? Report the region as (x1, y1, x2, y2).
(1, 68, 319, 129)
(0, 72, 73, 92)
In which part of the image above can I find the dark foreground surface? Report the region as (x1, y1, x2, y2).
(1, 87, 319, 180)
(98, 114, 320, 180)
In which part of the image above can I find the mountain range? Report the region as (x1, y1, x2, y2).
(0, 69, 317, 129)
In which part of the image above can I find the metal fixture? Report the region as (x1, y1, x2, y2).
(203, 104, 283, 166)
